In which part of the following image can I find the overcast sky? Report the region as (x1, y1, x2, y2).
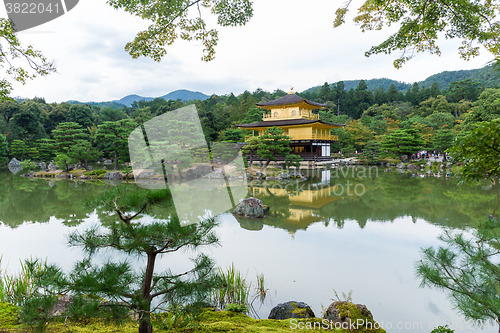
(3, 0, 495, 103)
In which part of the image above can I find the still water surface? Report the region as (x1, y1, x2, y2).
(0, 167, 498, 332)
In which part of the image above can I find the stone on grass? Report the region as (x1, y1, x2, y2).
(268, 301, 315, 320)
(323, 301, 382, 331)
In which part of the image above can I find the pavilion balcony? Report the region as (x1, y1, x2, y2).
(262, 113, 320, 120)
(243, 134, 338, 142)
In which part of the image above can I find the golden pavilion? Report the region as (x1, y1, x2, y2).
(236, 91, 344, 160)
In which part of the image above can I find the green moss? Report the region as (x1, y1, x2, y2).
(0, 302, 20, 327)
(290, 302, 307, 317)
(334, 302, 386, 333)
(84, 169, 108, 177)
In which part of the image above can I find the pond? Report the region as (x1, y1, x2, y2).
(0, 167, 498, 333)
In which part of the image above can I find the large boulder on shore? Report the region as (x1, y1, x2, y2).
(8, 158, 20, 167)
(233, 197, 266, 218)
(323, 301, 381, 331)
(268, 301, 315, 320)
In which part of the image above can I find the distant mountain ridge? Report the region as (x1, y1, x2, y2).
(67, 89, 210, 108)
(112, 89, 210, 106)
(304, 64, 500, 94)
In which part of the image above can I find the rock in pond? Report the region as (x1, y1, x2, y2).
(8, 158, 20, 167)
(103, 172, 123, 180)
(233, 197, 266, 218)
(268, 301, 315, 320)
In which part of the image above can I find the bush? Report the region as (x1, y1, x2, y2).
(225, 304, 248, 313)
(84, 169, 108, 176)
(431, 325, 454, 333)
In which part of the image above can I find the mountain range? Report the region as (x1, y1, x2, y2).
(305, 64, 500, 94)
(67, 89, 210, 108)
(65, 64, 499, 108)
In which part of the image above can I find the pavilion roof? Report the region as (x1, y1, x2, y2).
(236, 119, 344, 128)
(256, 93, 325, 109)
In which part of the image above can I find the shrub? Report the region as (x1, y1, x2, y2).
(84, 169, 108, 176)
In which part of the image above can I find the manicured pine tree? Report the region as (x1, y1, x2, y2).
(256, 126, 293, 168)
(95, 119, 137, 170)
(20, 187, 220, 333)
(432, 129, 455, 160)
(10, 139, 29, 161)
(382, 128, 424, 162)
(52, 122, 89, 171)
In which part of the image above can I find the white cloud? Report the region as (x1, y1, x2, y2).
(8, 0, 495, 103)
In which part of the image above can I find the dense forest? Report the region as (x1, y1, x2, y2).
(0, 68, 499, 168)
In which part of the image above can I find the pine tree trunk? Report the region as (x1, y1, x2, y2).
(138, 311, 152, 333)
(114, 143, 119, 170)
(138, 252, 156, 333)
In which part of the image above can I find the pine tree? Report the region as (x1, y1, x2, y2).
(52, 122, 89, 171)
(382, 128, 424, 162)
(95, 119, 137, 170)
(19, 187, 221, 333)
(256, 127, 293, 168)
(416, 217, 500, 332)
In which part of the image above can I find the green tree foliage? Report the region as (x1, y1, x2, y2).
(17, 187, 220, 333)
(448, 119, 500, 184)
(0, 133, 8, 164)
(10, 101, 45, 141)
(256, 127, 293, 168)
(219, 129, 244, 143)
(240, 106, 263, 124)
(240, 137, 259, 167)
(96, 106, 127, 123)
(52, 122, 89, 171)
(95, 119, 137, 170)
(382, 128, 424, 162)
(344, 119, 373, 150)
(10, 139, 29, 161)
(460, 88, 500, 131)
(109, 0, 253, 62)
(361, 140, 383, 164)
(67, 104, 94, 129)
(0, 19, 55, 100)
(432, 129, 455, 159)
(446, 79, 483, 103)
(334, 0, 500, 67)
(0, 100, 19, 126)
(416, 217, 500, 331)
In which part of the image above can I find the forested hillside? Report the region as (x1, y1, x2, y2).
(306, 64, 500, 94)
(0, 72, 499, 167)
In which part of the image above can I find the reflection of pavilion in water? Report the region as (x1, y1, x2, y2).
(242, 171, 344, 233)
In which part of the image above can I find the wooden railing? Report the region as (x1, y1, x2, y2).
(244, 135, 338, 142)
(262, 113, 320, 120)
